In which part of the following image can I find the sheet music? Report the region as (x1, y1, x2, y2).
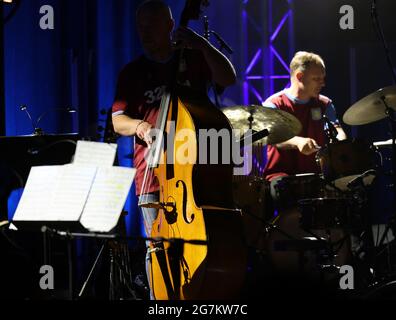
(50, 165, 98, 221)
(80, 167, 136, 232)
(13, 166, 60, 221)
(13, 165, 97, 222)
(73, 140, 117, 167)
(13, 141, 136, 232)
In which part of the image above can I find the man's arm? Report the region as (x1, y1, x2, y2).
(174, 27, 236, 87)
(261, 102, 320, 155)
(276, 136, 320, 156)
(276, 124, 347, 154)
(111, 65, 153, 144)
(275, 102, 347, 154)
(112, 114, 153, 144)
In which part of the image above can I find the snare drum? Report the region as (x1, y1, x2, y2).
(316, 139, 376, 191)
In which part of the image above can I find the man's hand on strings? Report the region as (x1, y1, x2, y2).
(136, 121, 154, 147)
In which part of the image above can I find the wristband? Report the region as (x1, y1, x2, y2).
(135, 120, 145, 133)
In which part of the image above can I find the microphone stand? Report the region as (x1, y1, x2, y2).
(20, 105, 77, 136)
(371, 0, 396, 84)
(35, 107, 77, 135)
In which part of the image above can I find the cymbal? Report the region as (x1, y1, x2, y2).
(222, 105, 302, 145)
(343, 85, 396, 125)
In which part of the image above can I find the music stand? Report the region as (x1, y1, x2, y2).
(10, 140, 137, 298)
(0, 134, 79, 220)
(42, 227, 139, 301)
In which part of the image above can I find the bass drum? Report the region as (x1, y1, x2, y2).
(266, 205, 352, 281)
(232, 176, 271, 251)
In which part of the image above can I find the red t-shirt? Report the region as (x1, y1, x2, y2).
(112, 50, 212, 195)
(263, 91, 331, 181)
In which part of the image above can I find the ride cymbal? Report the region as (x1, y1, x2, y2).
(222, 105, 302, 145)
(343, 85, 396, 125)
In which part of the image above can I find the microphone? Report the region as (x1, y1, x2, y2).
(36, 107, 77, 131)
(347, 169, 377, 190)
(20, 105, 77, 135)
(20, 105, 36, 134)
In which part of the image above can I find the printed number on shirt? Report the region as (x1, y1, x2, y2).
(144, 86, 166, 104)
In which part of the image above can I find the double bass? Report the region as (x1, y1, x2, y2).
(139, 0, 247, 300)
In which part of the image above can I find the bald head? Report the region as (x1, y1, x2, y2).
(137, 0, 173, 20)
(290, 51, 325, 76)
(136, 0, 175, 60)
(289, 51, 326, 99)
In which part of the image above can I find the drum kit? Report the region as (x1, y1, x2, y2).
(223, 85, 396, 297)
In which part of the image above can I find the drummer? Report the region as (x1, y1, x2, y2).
(262, 51, 347, 183)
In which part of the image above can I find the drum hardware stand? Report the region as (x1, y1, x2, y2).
(377, 97, 396, 251)
(372, 0, 396, 273)
(297, 200, 353, 278)
(273, 232, 339, 278)
(302, 227, 340, 274)
(271, 205, 341, 275)
(320, 114, 340, 194)
(237, 128, 269, 147)
(240, 206, 299, 242)
(346, 171, 382, 286)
